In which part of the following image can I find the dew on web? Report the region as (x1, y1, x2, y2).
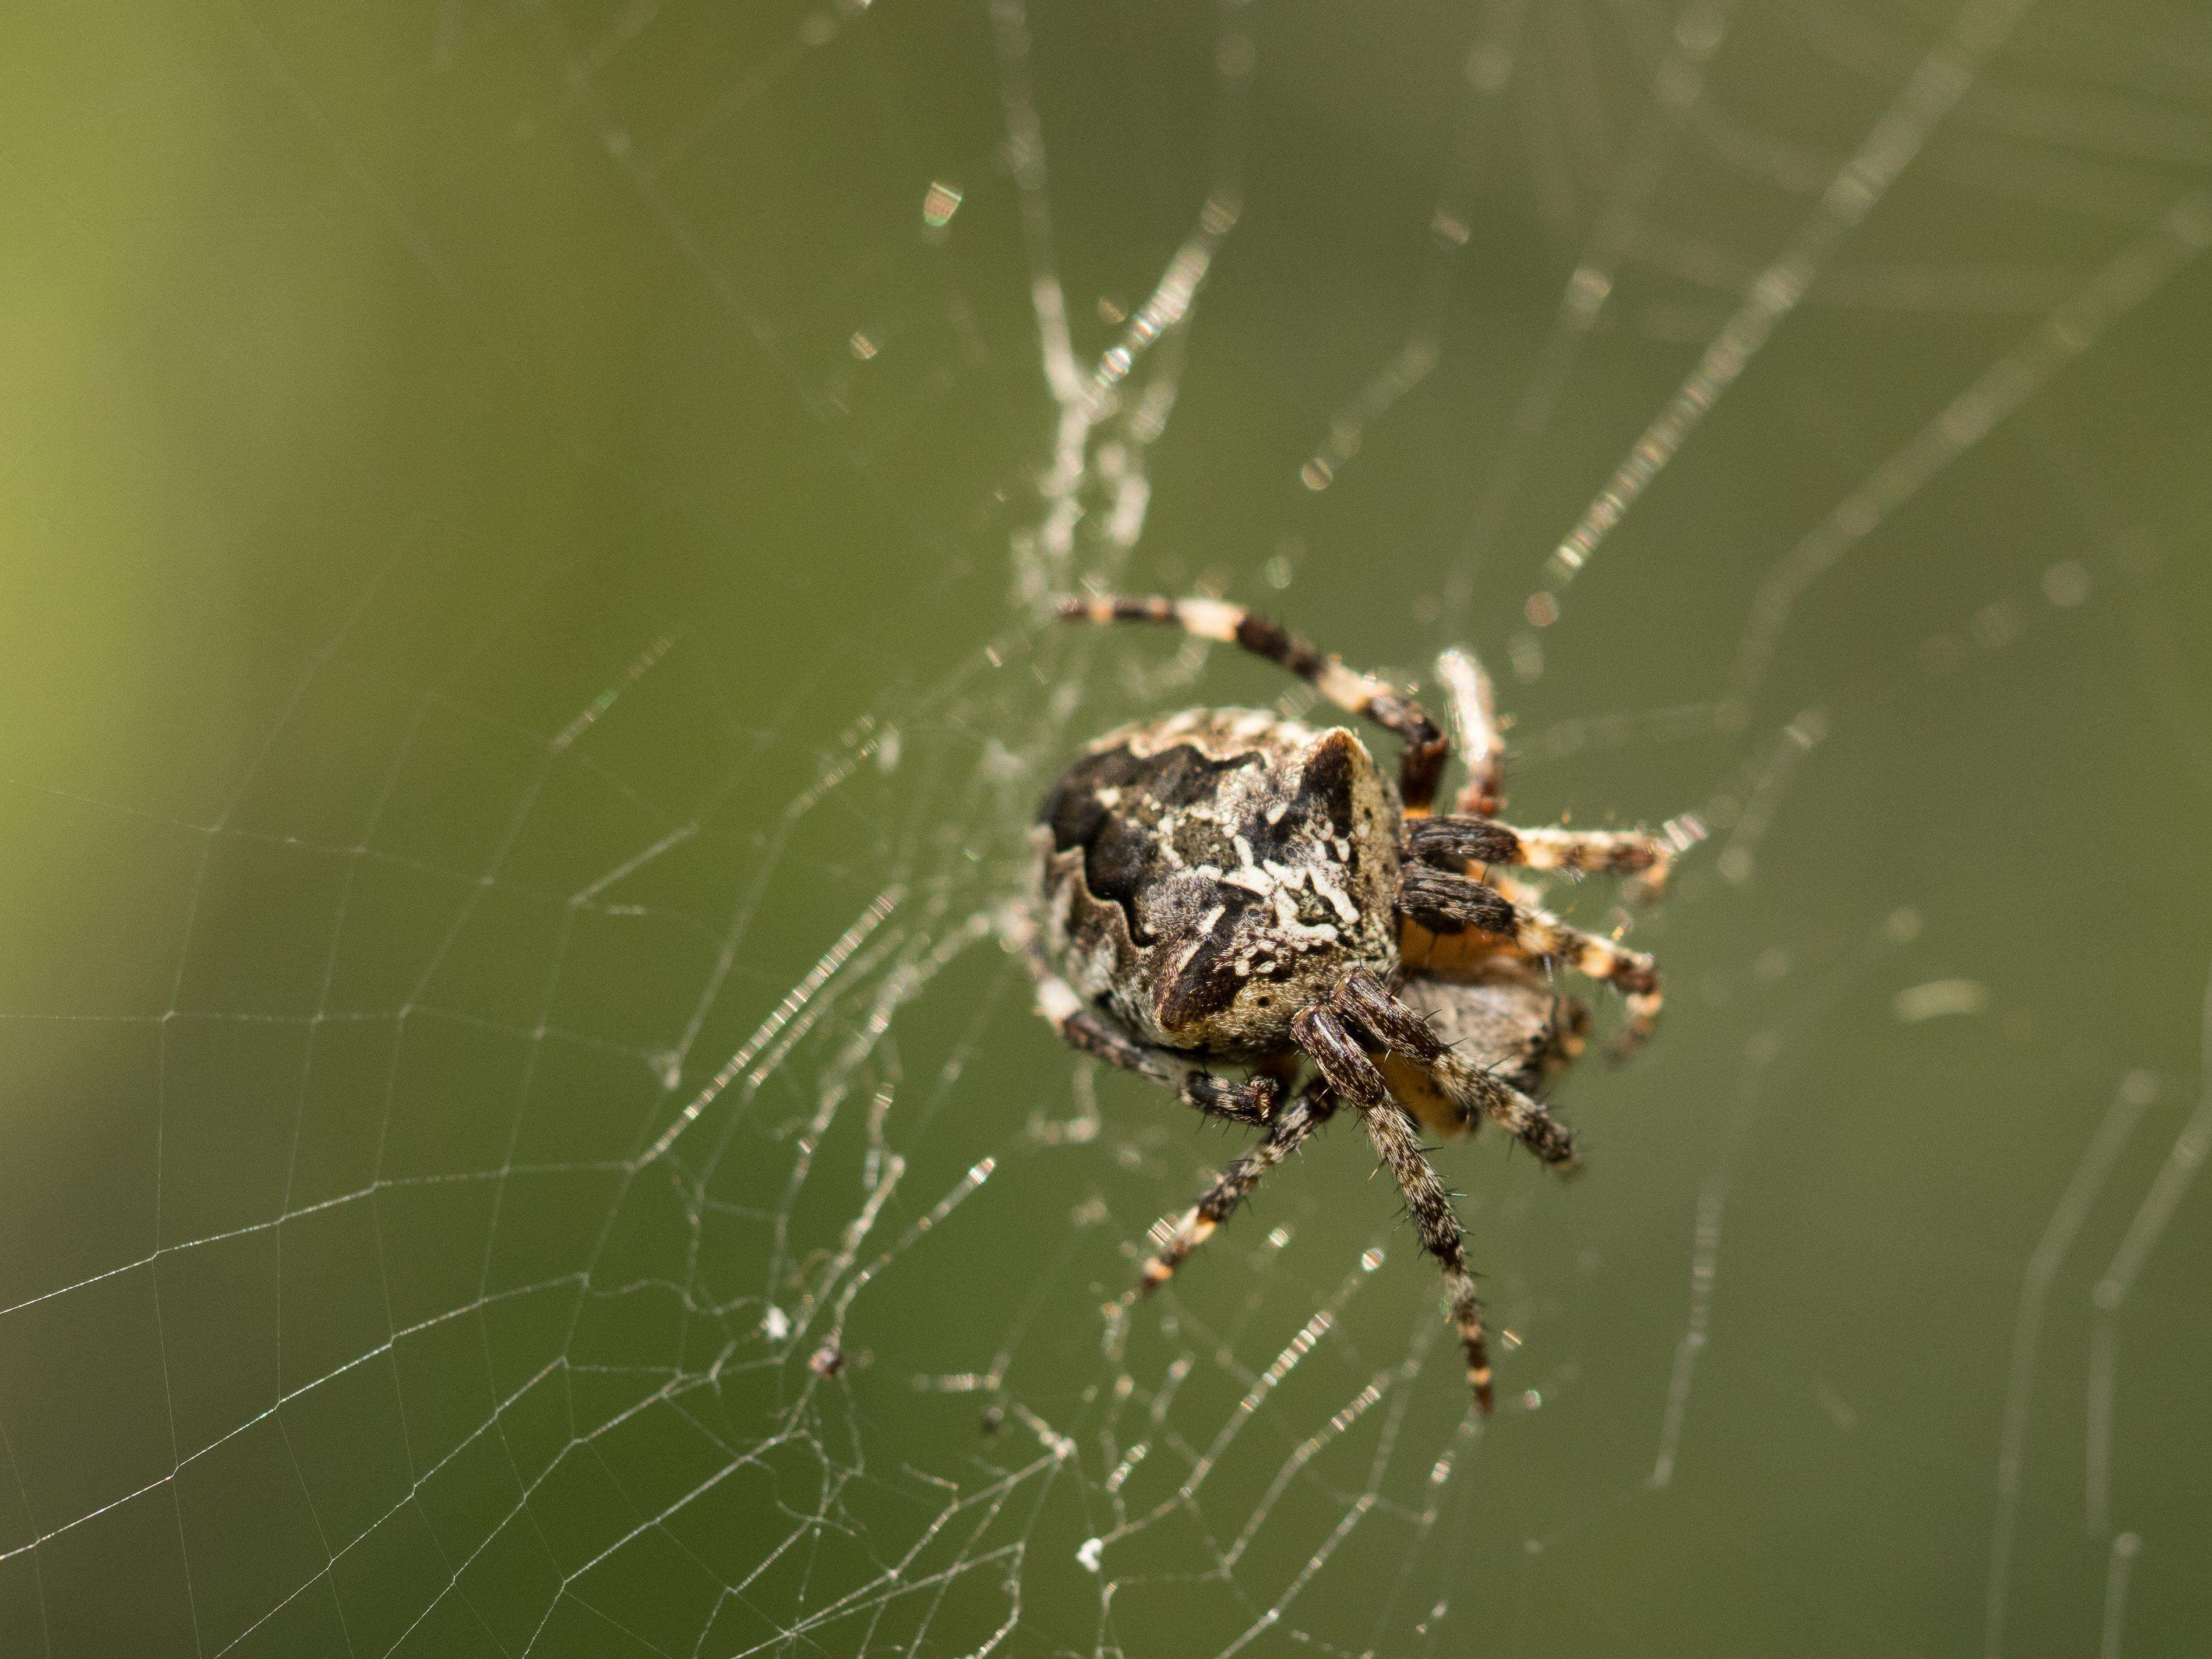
(2, 2, 2209, 1656)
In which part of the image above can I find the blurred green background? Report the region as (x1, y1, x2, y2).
(2, 1, 2208, 1655)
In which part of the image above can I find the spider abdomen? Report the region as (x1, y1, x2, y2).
(1035, 709, 1401, 1057)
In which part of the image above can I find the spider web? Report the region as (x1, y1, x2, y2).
(3, 1, 2210, 1655)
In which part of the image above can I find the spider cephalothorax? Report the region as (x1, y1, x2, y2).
(1021, 594, 1685, 1411)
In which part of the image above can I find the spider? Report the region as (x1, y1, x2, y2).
(1020, 594, 1682, 1412)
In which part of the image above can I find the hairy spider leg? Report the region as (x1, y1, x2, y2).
(1022, 942, 1282, 1125)
(1413, 1043, 1580, 1170)
(1133, 966, 1444, 1292)
(1054, 594, 1449, 813)
(1435, 646, 1506, 818)
(1407, 813, 1678, 900)
(1357, 1093, 1499, 1414)
(1397, 864, 1663, 1052)
(1292, 1003, 1391, 1106)
(1342, 963, 1574, 1156)
(1333, 969, 1448, 1060)
(1137, 1076, 1339, 1291)
(1286, 971, 1518, 1414)
(1134, 967, 1520, 1417)
(1286, 964, 1449, 1104)
(1420, 654, 1687, 899)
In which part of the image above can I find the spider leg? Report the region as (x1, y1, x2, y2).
(1137, 1076, 1340, 1292)
(1356, 1092, 1498, 1414)
(1024, 949, 1282, 1126)
(1291, 1004, 1390, 1107)
(1411, 1044, 1579, 1170)
(1288, 972, 1526, 1413)
(1332, 969, 1447, 1061)
(1406, 814, 1678, 901)
(1397, 864, 1662, 1052)
(1341, 966, 1576, 1167)
(1136, 963, 1438, 1296)
(1435, 646, 1505, 818)
(1054, 593, 1449, 813)
(1290, 968, 1459, 1106)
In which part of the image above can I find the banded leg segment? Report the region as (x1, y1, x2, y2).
(1333, 969, 1446, 1061)
(1397, 864, 1662, 1050)
(1419, 1046, 1579, 1170)
(1028, 956, 1282, 1125)
(1357, 1096, 1497, 1414)
(1406, 813, 1677, 898)
(1292, 1004, 1388, 1109)
(1056, 594, 1449, 812)
(1289, 968, 1448, 1110)
(1139, 1077, 1339, 1291)
(1435, 647, 1505, 818)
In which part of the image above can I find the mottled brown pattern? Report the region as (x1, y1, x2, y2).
(1036, 711, 1398, 1057)
(1020, 596, 1681, 1414)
